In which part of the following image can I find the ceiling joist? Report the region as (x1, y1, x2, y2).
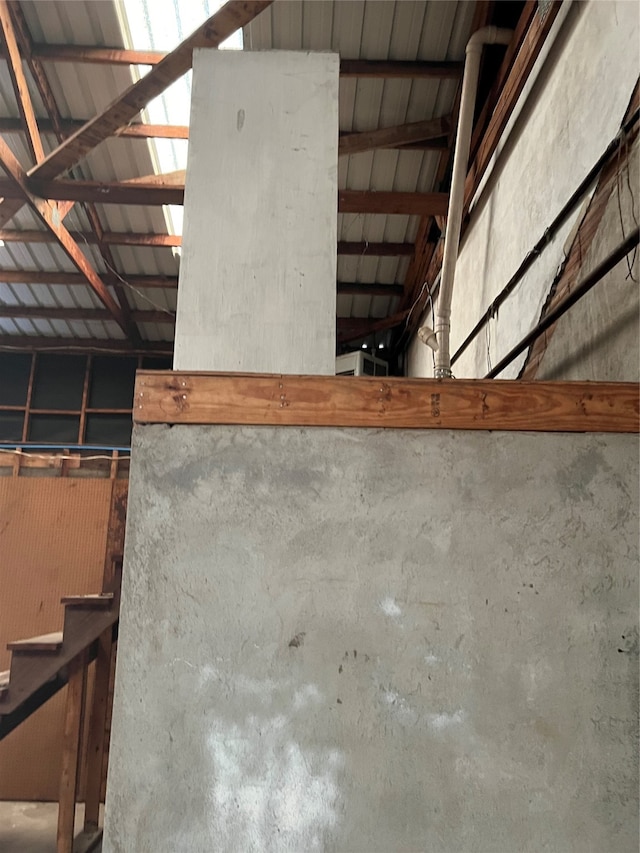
(339, 115, 451, 157)
(0, 0, 44, 163)
(27, 43, 463, 79)
(0, 231, 414, 256)
(29, 0, 273, 182)
(0, 179, 449, 216)
(0, 136, 130, 334)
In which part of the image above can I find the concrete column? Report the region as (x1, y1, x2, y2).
(174, 50, 339, 374)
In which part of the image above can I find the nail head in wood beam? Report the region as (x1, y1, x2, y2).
(133, 373, 640, 434)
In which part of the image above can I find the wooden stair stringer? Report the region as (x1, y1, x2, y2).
(1, 603, 119, 717)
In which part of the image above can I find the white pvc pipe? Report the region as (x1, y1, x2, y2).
(434, 25, 513, 378)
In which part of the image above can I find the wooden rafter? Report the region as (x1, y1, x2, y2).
(0, 306, 408, 332)
(339, 115, 451, 157)
(0, 137, 130, 334)
(6, 1, 66, 140)
(2, 118, 450, 150)
(0, 306, 174, 324)
(0, 335, 172, 355)
(0, 179, 450, 216)
(337, 311, 411, 344)
(27, 1, 273, 183)
(0, 233, 413, 255)
(337, 283, 404, 297)
(29, 44, 463, 79)
(0, 0, 44, 163)
(0, 118, 190, 140)
(5, 0, 138, 342)
(0, 269, 178, 288)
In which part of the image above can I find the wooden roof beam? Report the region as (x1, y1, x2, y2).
(0, 335, 172, 355)
(0, 231, 415, 256)
(337, 311, 410, 344)
(29, 44, 463, 79)
(0, 306, 174, 324)
(0, 118, 190, 139)
(0, 137, 130, 335)
(0, 179, 449, 215)
(5, 0, 139, 342)
(0, 302, 407, 326)
(26, 1, 273, 184)
(339, 115, 451, 156)
(0, 269, 178, 288)
(1, 118, 449, 150)
(0, 269, 404, 296)
(0, 0, 45, 163)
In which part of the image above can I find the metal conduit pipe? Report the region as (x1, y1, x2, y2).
(434, 25, 513, 379)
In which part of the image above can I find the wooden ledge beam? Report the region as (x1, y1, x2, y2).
(133, 372, 639, 433)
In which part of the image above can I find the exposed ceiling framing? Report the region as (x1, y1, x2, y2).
(0, 0, 549, 356)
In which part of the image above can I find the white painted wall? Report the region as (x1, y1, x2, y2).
(408, 0, 639, 379)
(174, 50, 339, 374)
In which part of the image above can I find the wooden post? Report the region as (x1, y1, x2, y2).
(83, 628, 114, 831)
(57, 650, 88, 853)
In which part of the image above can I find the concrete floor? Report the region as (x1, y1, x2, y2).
(0, 801, 102, 852)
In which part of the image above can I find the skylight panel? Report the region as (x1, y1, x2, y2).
(116, 0, 243, 240)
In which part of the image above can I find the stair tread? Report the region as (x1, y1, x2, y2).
(0, 670, 9, 688)
(61, 593, 114, 606)
(7, 631, 63, 652)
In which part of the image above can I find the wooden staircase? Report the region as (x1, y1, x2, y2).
(0, 559, 122, 853)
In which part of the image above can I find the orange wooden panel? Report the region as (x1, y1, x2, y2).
(0, 478, 112, 800)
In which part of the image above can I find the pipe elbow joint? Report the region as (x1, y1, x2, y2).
(466, 26, 513, 55)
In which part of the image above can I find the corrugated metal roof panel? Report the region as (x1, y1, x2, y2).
(0, 1, 480, 346)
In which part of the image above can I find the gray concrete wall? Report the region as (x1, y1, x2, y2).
(105, 425, 638, 853)
(174, 50, 338, 374)
(408, 0, 639, 380)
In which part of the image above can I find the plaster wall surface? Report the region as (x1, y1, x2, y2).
(174, 50, 338, 374)
(105, 425, 638, 853)
(408, 0, 639, 380)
